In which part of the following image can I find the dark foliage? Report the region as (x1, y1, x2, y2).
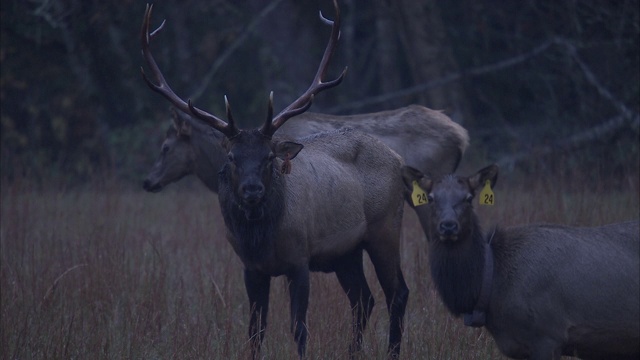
(1, 0, 638, 183)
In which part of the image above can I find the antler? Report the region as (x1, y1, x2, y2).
(260, 0, 347, 137)
(140, 4, 238, 138)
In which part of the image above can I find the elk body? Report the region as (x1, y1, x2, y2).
(143, 104, 469, 194)
(140, 2, 409, 358)
(402, 164, 640, 360)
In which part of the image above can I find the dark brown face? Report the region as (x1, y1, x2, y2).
(402, 164, 499, 243)
(425, 176, 476, 242)
(224, 130, 275, 207)
(223, 129, 304, 211)
(143, 127, 195, 192)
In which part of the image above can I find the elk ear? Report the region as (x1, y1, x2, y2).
(171, 108, 182, 131)
(171, 108, 192, 138)
(274, 141, 304, 174)
(165, 125, 177, 138)
(468, 164, 499, 192)
(401, 166, 422, 192)
(178, 120, 192, 137)
(273, 141, 304, 161)
(401, 166, 433, 193)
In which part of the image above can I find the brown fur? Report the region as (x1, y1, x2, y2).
(402, 164, 640, 360)
(143, 106, 468, 193)
(140, 2, 414, 357)
(212, 127, 410, 359)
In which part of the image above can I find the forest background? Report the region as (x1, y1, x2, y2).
(1, 1, 638, 358)
(1, 0, 638, 183)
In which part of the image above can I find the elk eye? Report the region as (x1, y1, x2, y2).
(427, 194, 434, 203)
(227, 153, 235, 163)
(465, 193, 473, 203)
(162, 144, 170, 154)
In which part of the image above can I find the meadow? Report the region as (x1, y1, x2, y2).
(1, 164, 638, 359)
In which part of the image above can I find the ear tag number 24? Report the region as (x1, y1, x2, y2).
(479, 180, 495, 206)
(411, 181, 428, 206)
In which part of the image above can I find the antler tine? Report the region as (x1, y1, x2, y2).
(263, 0, 347, 135)
(140, 4, 236, 137)
(262, 92, 275, 136)
(140, 5, 187, 112)
(224, 96, 238, 133)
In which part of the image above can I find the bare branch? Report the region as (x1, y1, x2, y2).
(188, 0, 284, 103)
(328, 39, 556, 113)
(31, 0, 72, 29)
(495, 38, 640, 169)
(554, 37, 637, 122)
(497, 114, 640, 170)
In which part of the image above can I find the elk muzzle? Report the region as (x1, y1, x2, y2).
(240, 181, 265, 206)
(143, 177, 163, 193)
(435, 204, 461, 241)
(438, 220, 460, 241)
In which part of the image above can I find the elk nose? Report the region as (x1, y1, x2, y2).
(143, 179, 161, 193)
(439, 220, 459, 236)
(241, 183, 265, 204)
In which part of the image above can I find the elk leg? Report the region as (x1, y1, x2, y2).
(244, 269, 271, 360)
(335, 249, 374, 356)
(287, 266, 310, 359)
(367, 249, 409, 358)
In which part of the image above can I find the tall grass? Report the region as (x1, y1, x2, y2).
(1, 166, 638, 359)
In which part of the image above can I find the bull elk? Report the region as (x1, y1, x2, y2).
(140, 1, 409, 358)
(143, 104, 469, 194)
(401, 164, 640, 360)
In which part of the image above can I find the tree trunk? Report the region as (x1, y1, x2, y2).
(372, 0, 403, 109)
(395, 0, 472, 125)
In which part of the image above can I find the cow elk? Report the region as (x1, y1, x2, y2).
(401, 164, 640, 360)
(141, 1, 409, 358)
(143, 103, 469, 194)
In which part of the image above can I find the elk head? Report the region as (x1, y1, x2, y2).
(143, 108, 196, 192)
(402, 164, 499, 243)
(140, 1, 346, 219)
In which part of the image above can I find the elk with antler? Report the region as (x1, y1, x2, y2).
(140, 1, 409, 358)
(143, 105, 469, 194)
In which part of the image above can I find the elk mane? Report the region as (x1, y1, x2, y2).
(217, 164, 286, 262)
(428, 214, 486, 315)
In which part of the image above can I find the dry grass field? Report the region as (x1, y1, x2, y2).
(1, 165, 638, 359)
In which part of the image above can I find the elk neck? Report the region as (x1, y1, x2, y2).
(218, 164, 286, 265)
(464, 226, 495, 327)
(428, 216, 494, 317)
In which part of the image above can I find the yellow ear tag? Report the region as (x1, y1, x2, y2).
(479, 180, 494, 206)
(411, 181, 428, 206)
